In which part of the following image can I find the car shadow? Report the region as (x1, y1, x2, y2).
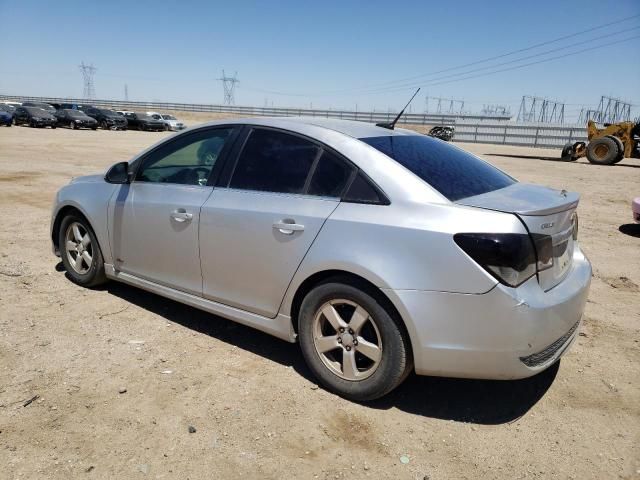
(56, 267, 557, 425)
(619, 223, 640, 238)
(485, 153, 640, 168)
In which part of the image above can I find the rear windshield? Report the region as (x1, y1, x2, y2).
(360, 135, 515, 201)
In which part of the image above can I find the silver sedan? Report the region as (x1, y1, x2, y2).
(51, 117, 591, 400)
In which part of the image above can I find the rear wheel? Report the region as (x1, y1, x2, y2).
(560, 143, 577, 161)
(298, 282, 411, 401)
(58, 214, 107, 288)
(586, 137, 619, 165)
(606, 135, 625, 163)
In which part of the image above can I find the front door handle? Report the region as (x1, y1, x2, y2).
(273, 220, 305, 235)
(170, 209, 193, 223)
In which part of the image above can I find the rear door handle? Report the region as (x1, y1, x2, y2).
(170, 209, 193, 223)
(273, 220, 305, 235)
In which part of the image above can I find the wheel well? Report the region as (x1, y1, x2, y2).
(51, 206, 90, 250)
(289, 270, 413, 359)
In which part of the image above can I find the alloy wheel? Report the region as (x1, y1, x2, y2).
(64, 222, 93, 274)
(312, 299, 382, 381)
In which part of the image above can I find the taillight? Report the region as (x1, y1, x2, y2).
(531, 234, 553, 272)
(454, 233, 537, 287)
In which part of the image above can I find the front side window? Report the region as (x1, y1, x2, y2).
(136, 128, 235, 186)
(360, 135, 515, 201)
(229, 128, 320, 194)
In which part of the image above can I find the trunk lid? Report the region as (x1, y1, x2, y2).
(457, 183, 579, 291)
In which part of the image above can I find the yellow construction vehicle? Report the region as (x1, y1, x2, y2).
(561, 120, 640, 165)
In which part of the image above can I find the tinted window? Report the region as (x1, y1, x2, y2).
(230, 129, 320, 194)
(344, 173, 386, 204)
(308, 150, 354, 197)
(136, 128, 234, 186)
(360, 135, 515, 201)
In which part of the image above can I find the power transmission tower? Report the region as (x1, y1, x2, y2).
(124, 84, 129, 101)
(425, 96, 464, 114)
(79, 61, 97, 99)
(481, 104, 511, 117)
(218, 70, 239, 105)
(594, 96, 631, 123)
(517, 95, 564, 123)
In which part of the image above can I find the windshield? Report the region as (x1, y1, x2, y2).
(25, 103, 55, 111)
(161, 115, 176, 120)
(66, 110, 87, 117)
(360, 134, 515, 201)
(99, 109, 118, 116)
(0, 104, 14, 112)
(136, 113, 153, 119)
(25, 107, 51, 115)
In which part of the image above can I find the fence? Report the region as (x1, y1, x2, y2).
(1, 94, 585, 149)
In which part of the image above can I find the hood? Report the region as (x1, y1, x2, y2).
(70, 174, 105, 184)
(456, 183, 579, 216)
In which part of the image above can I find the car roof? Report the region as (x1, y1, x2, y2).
(197, 116, 420, 140)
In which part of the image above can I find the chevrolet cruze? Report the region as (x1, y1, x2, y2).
(51, 117, 592, 401)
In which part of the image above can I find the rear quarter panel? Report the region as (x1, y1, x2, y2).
(280, 200, 526, 316)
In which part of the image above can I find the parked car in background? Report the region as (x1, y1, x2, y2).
(84, 107, 128, 130)
(13, 106, 57, 128)
(122, 112, 165, 131)
(428, 125, 455, 141)
(22, 102, 57, 115)
(147, 111, 186, 131)
(2, 101, 21, 111)
(0, 104, 15, 126)
(55, 109, 98, 130)
(50, 117, 591, 401)
(0, 109, 12, 127)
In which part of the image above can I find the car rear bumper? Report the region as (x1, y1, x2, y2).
(384, 245, 592, 379)
(632, 197, 640, 223)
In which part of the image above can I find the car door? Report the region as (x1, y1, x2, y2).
(200, 127, 355, 318)
(108, 126, 239, 295)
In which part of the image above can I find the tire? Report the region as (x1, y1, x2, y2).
(164, 124, 170, 131)
(586, 137, 619, 165)
(560, 143, 576, 161)
(30, 120, 36, 128)
(91, 126, 97, 130)
(298, 282, 411, 401)
(606, 135, 625, 163)
(58, 214, 107, 288)
(51, 126, 56, 129)
(101, 120, 108, 130)
(70, 122, 76, 130)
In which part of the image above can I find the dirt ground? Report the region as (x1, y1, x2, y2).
(0, 117, 639, 480)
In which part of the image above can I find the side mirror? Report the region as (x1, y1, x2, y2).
(105, 161, 131, 184)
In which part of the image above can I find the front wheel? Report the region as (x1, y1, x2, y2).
(298, 282, 411, 401)
(70, 122, 76, 130)
(58, 214, 107, 288)
(586, 137, 619, 165)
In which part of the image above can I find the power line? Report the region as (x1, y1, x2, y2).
(242, 13, 640, 97)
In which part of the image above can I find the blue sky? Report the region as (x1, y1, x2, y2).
(1, 0, 638, 120)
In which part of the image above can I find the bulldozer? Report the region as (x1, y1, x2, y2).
(561, 120, 640, 165)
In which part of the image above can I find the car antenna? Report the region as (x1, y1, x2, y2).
(376, 88, 421, 130)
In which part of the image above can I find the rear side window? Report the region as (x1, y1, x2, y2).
(343, 173, 386, 204)
(230, 129, 320, 194)
(308, 150, 354, 197)
(360, 135, 515, 201)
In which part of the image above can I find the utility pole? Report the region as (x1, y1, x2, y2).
(218, 70, 239, 105)
(79, 61, 97, 99)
